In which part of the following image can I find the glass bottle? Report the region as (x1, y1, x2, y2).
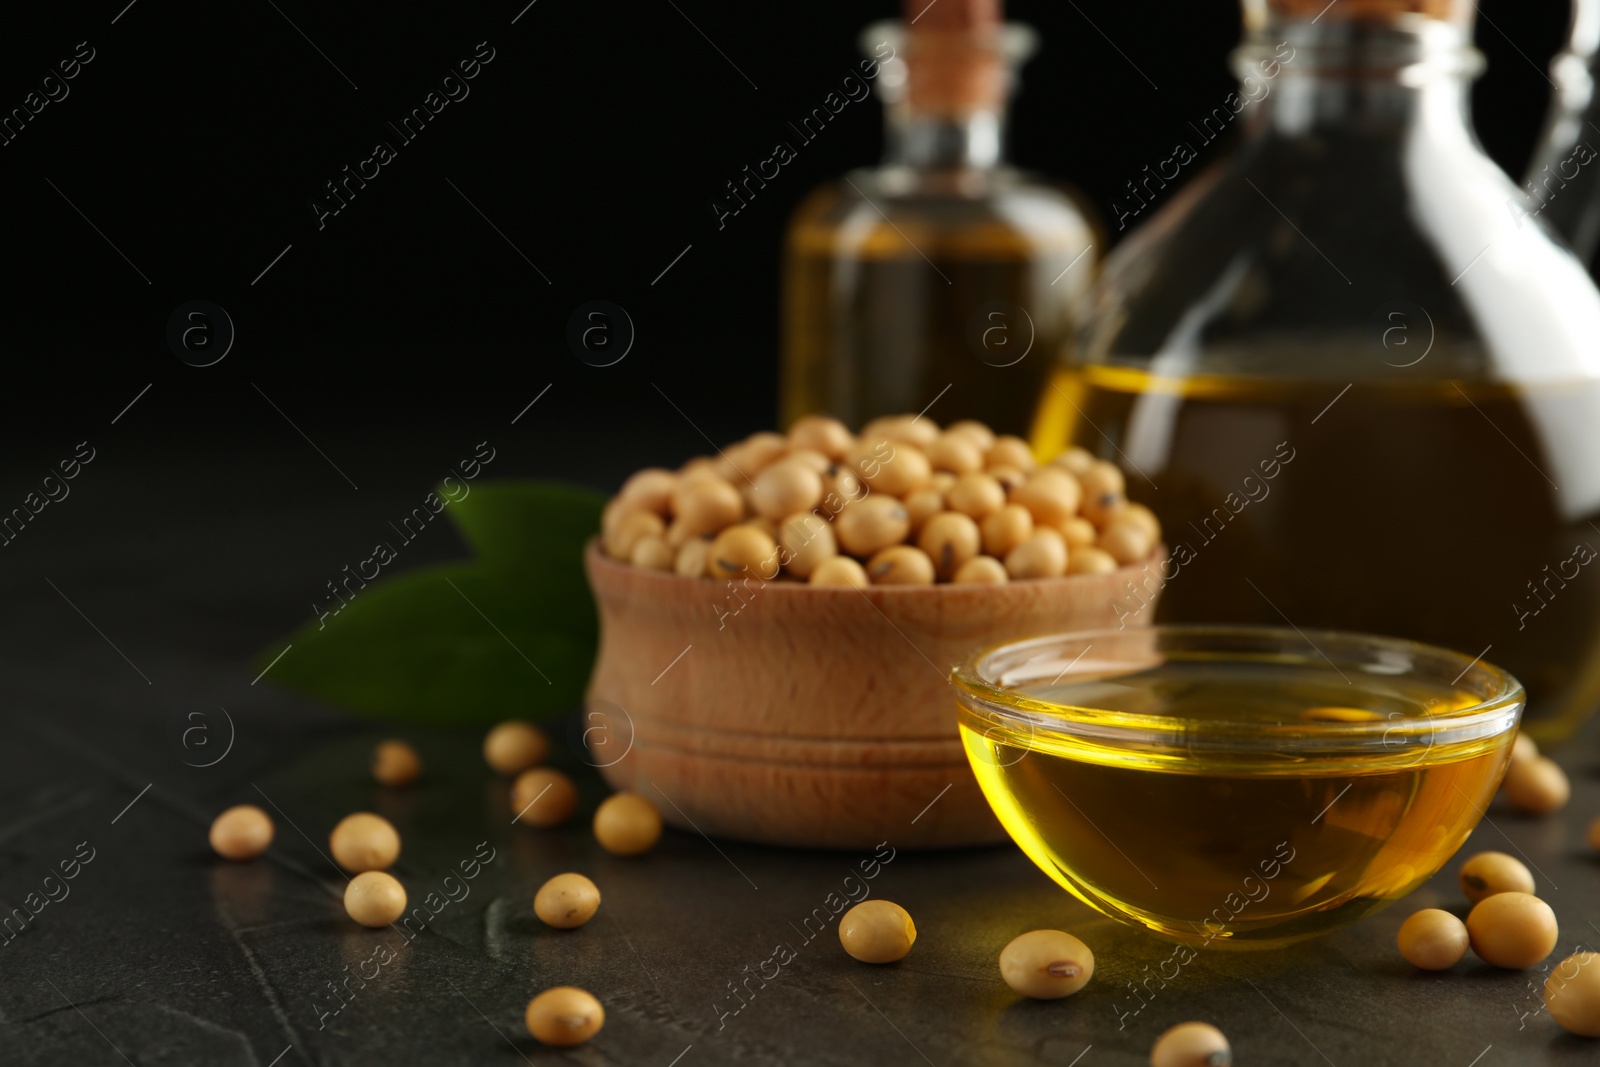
(780, 0, 1099, 437)
(1031, 0, 1600, 740)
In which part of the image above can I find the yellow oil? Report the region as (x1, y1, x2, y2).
(780, 180, 1096, 436)
(1030, 365, 1600, 741)
(959, 659, 1514, 947)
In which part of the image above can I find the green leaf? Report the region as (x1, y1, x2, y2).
(452, 480, 606, 571)
(259, 480, 605, 724)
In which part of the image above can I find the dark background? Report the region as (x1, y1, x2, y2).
(0, 0, 1573, 480)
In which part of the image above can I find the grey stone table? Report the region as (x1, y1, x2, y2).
(1, 444, 1597, 1067)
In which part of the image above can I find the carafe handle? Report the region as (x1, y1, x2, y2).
(1525, 0, 1600, 263)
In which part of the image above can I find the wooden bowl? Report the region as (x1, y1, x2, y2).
(583, 541, 1161, 849)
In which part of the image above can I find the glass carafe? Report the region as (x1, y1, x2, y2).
(780, 2, 1099, 436)
(1032, 0, 1600, 740)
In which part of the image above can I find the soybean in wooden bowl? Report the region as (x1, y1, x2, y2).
(585, 414, 1167, 849)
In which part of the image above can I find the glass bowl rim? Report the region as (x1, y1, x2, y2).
(951, 623, 1524, 751)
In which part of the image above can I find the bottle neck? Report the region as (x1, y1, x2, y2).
(864, 19, 1034, 172)
(1236, 18, 1481, 140)
(884, 109, 1006, 169)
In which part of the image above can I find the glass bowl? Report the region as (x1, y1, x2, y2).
(953, 625, 1523, 948)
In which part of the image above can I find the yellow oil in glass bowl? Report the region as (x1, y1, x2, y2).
(954, 627, 1523, 948)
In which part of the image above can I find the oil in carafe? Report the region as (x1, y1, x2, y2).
(1034, 366, 1600, 741)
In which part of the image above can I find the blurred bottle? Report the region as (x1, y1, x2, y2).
(779, 0, 1099, 435)
(1032, 0, 1600, 740)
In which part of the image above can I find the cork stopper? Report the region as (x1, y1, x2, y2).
(908, 0, 1001, 31)
(1244, 0, 1473, 27)
(903, 0, 1007, 116)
